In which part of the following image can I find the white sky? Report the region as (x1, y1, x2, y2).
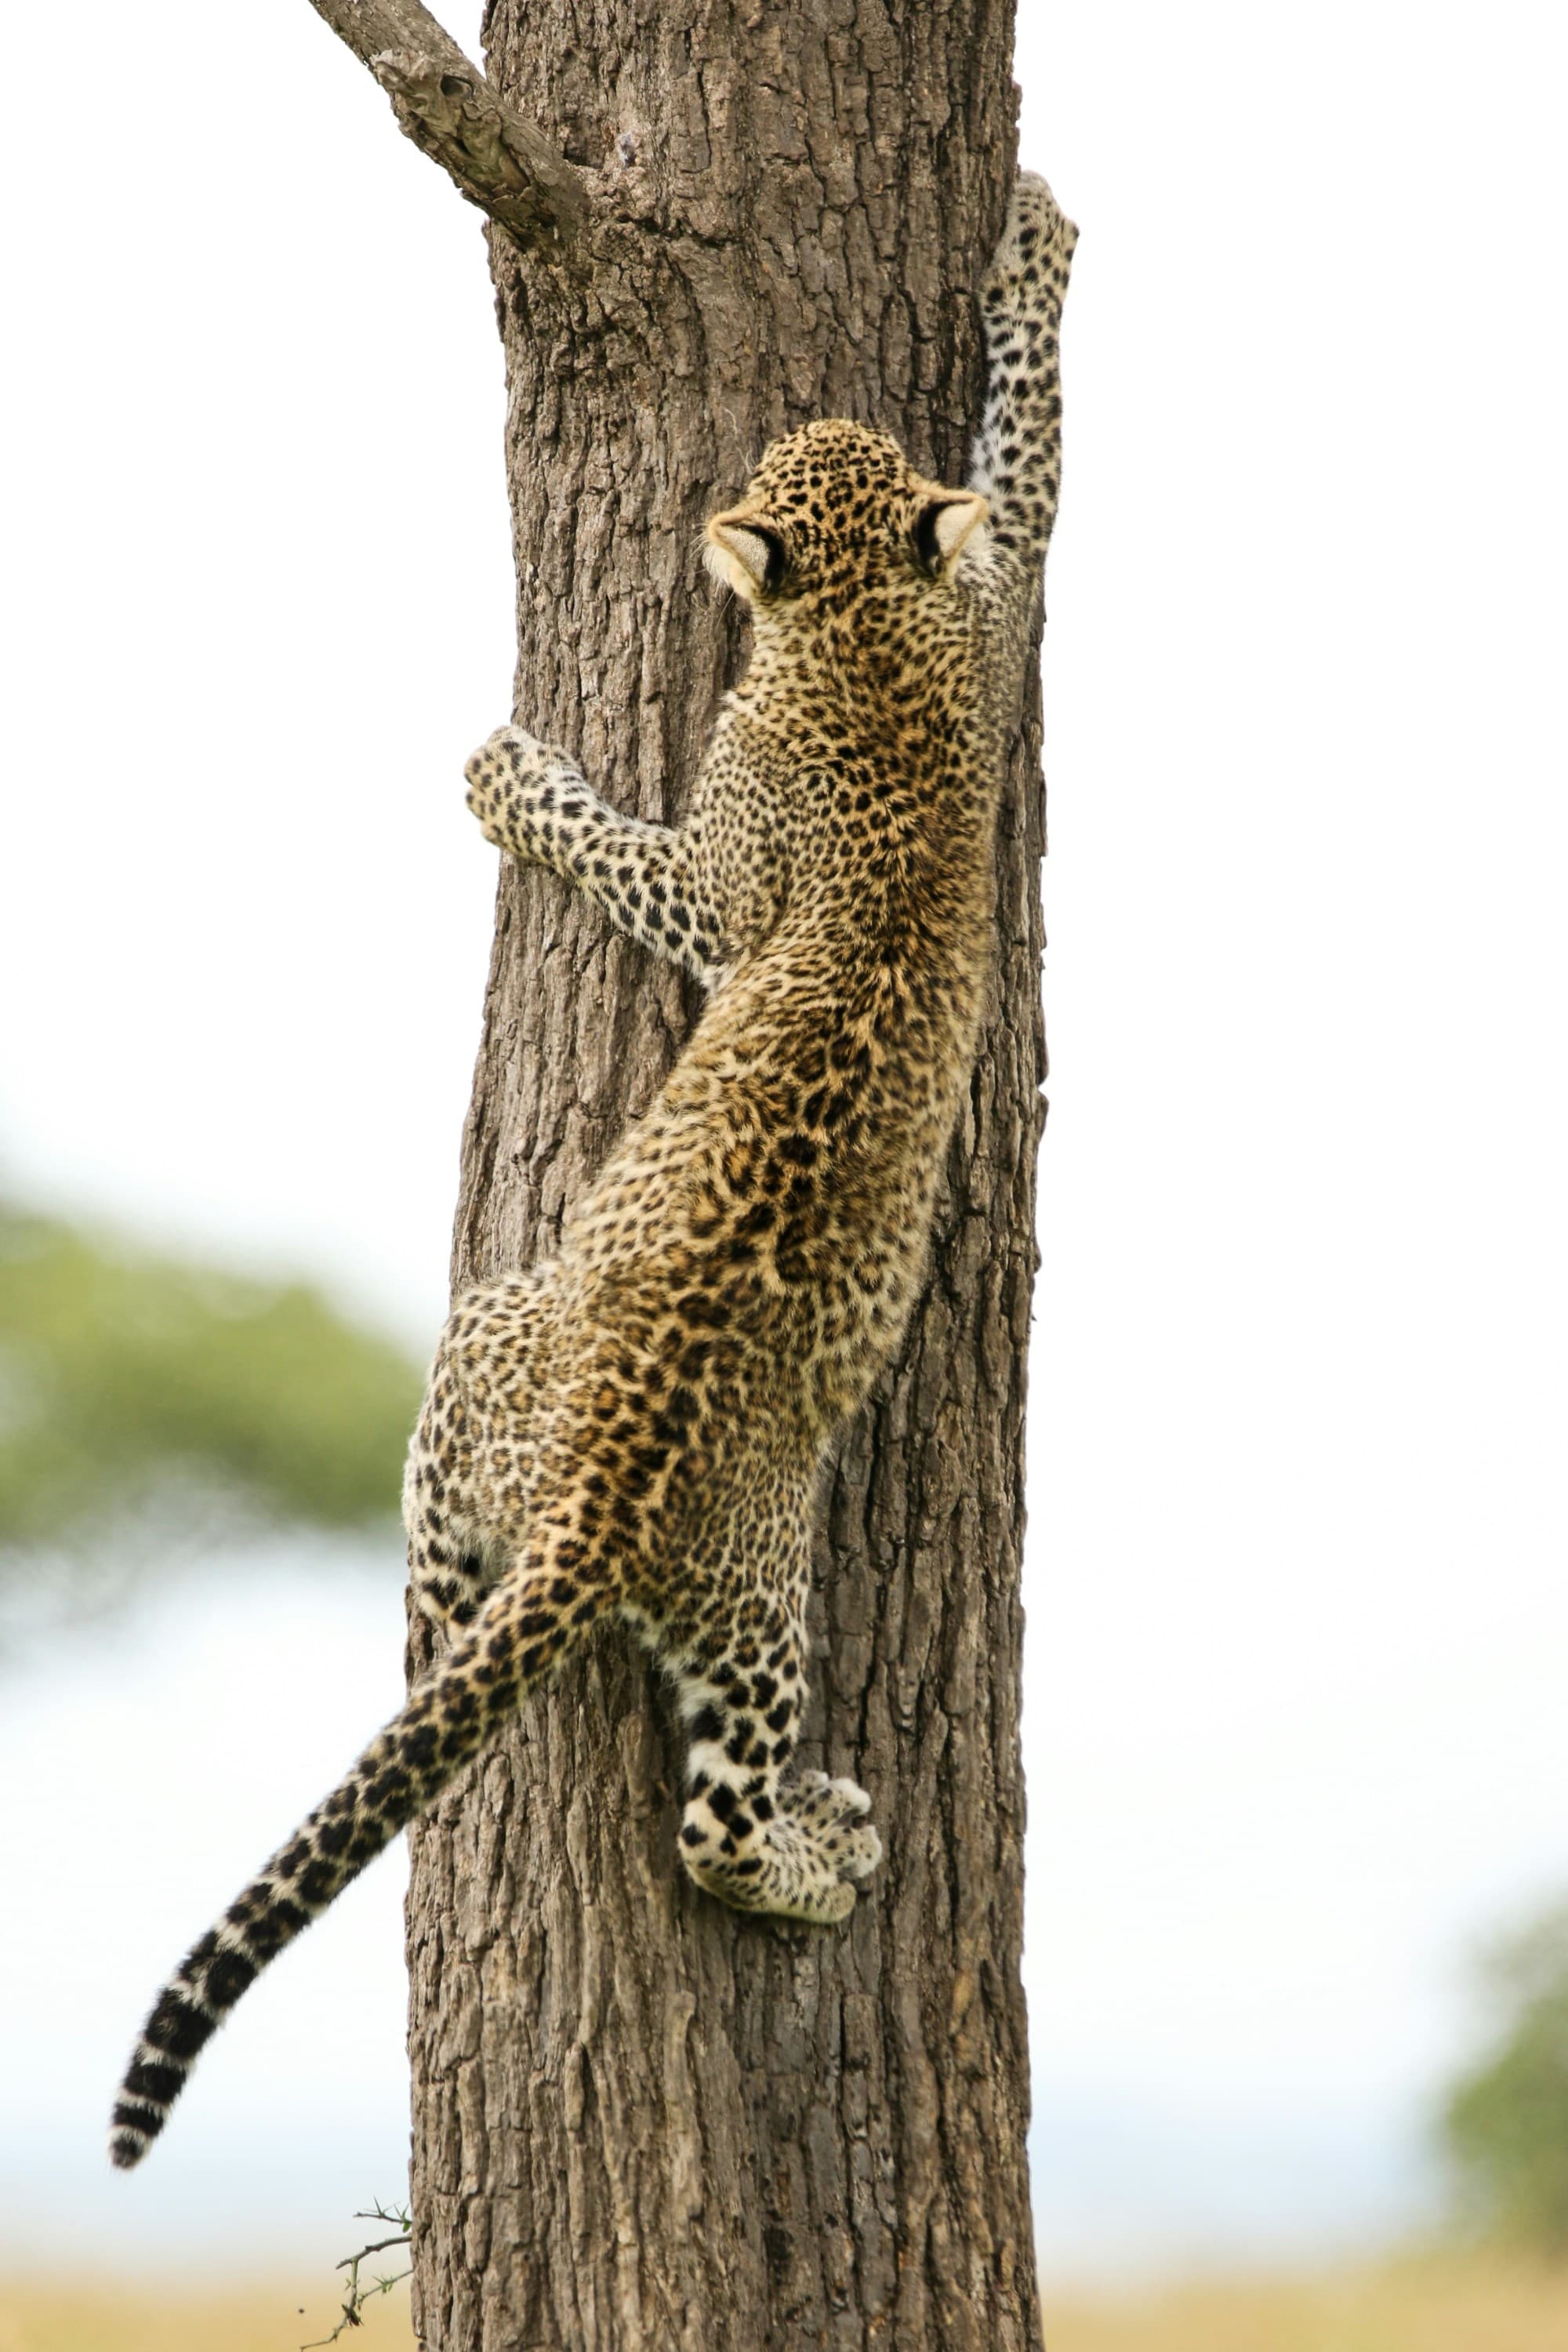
(2, 0, 1566, 2290)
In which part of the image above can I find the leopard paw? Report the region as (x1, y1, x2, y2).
(463, 725, 580, 858)
(981, 172, 1078, 323)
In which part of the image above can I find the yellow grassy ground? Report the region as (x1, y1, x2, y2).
(0, 2275, 414, 2352)
(1044, 2252, 1568, 2352)
(3, 2255, 1567, 2351)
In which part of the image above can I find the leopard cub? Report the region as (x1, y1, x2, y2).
(110, 174, 1076, 2169)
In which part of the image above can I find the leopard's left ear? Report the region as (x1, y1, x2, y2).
(912, 489, 989, 578)
(706, 510, 788, 601)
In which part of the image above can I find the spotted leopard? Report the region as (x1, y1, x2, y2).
(110, 172, 1076, 2169)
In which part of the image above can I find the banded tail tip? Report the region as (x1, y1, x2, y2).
(108, 2042, 194, 2170)
(108, 2100, 163, 2169)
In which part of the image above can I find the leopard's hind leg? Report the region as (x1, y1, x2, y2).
(668, 1567, 881, 1926)
(405, 1262, 561, 1632)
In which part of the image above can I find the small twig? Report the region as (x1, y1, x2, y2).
(302, 2201, 414, 2348)
(339, 2233, 410, 2263)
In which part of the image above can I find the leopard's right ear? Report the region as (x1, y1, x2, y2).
(705, 511, 788, 601)
(912, 488, 989, 578)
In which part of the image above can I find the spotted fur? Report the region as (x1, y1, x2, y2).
(109, 174, 1076, 2170)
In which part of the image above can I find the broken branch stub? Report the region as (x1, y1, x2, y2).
(369, 47, 587, 247)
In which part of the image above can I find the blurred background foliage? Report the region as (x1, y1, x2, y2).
(1444, 1900, 1568, 2255)
(5, 1187, 1566, 2270)
(0, 1197, 421, 1634)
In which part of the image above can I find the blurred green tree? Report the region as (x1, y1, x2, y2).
(0, 1199, 421, 1628)
(1444, 1900, 1568, 2254)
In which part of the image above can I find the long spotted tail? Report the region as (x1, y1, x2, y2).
(108, 1566, 584, 2169)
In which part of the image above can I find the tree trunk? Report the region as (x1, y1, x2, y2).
(403, 5, 1046, 2345)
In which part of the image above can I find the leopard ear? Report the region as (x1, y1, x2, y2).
(913, 490, 989, 577)
(706, 512, 788, 601)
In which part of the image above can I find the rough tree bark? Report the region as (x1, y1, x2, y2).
(309, 2, 1053, 2344)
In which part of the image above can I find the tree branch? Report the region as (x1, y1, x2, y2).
(307, 0, 589, 249)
